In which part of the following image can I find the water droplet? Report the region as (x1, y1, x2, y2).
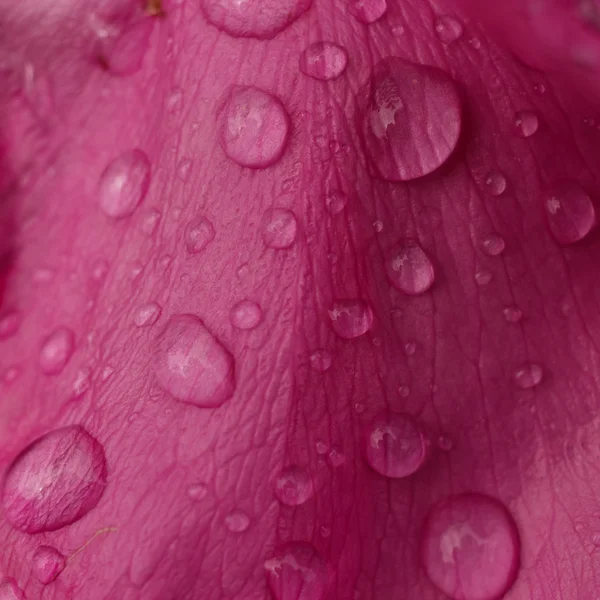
(265, 542, 328, 600)
(100, 19, 153, 76)
(484, 171, 507, 196)
(475, 270, 492, 286)
(437, 435, 453, 451)
(262, 208, 298, 249)
(219, 86, 290, 168)
(153, 314, 236, 408)
(434, 15, 463, 43)
(348, 0, 387, 24)
(373, 220, 384, 233)
(468, 37, 481, 49)
(386, 241, 435, 295)
(188, 482, 208, 500)
(72, 367, 92, 399)
(230, 299, 263, 330)
(177, 157, 193, 181)
(98, 149, 151, 218)
(422, 493, 520, 600)
(300, 42, 348, 80)
(503, 306, 523, 323)
(364, 412, 429, 478)
(544, 181, 596, 245)
(185, 217, 215, 254)
(0, 311, 20, 339)
(141, 209, 161, 236)
(362, 58, 461, 181)
(0, 579, 24, 600)
(91, 259, 109, 281)
(166, 87, 183, 114)
(481, 234, 505, 256)
(514, 363, 543, 389)
(404, 341, 416, 356)
(275, 466, 314, 506)
(134, 302, 162, 327)
(533, 83, 546, 94)
(39, 327, 75, 375)
(225, 510, 250, 532)
(328, 446, 346, 467)
(399, 385, 410, 397)
(309, 349, 332, 372)
(514, 110, 539, 138)
(2, 425, 107, 533)
(315, 440, 328, 455)
(329, 299, 373, 339)
(320, 525, 331, 537)
(32, 545, 66, 584)
(3, 366, 20, 385)
(325, 190, 348, 215)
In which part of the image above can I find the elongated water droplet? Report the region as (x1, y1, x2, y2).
(544, 182, 596, 245)
(262, 208, 297, 249)
(348, 0, 387, 24)
(434, 15, 463, 43)
(39, 327, 75, 375)
(503, 306, 523, 323)
(485, 171, 507, 196)
(514, 363, 543, 389)
(98, 149, 151, 218)
(2, 425, 107, 533)
(225, 510, 250, 532)
(310, 349, 332, 372)
(386, 241, 435, 295)
(32, 545, 66, 584)
(275, 466, 314, 506)
(219, 86, 290, 168)
(325, 190, 348, 214)
(329, 299, 373, 339)
(0, 579, 24, 600)
(300, 42, 348, 80)
(184, 217, 215, 254)
(481, 234, 505, 256)
(134, 302, 162, 327)
(230, 299, 263, 330)
(0, 311, 20, 339)
(153, 314, 236, 408)
(100, 19, 153, 76)
(514, 110, 539, 138)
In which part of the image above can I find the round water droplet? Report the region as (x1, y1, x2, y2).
(513, 363, 543, 389)
(437, 435, 453, 451)
(300, 42, 348, 80)
(0, 579, 24, 600)
(200, 0, 312, 39)
(134, 302, 162, 327)
(484, 171, 507, 196)
(2, 425, 107, 533)
(373, 220, 383, 233)
(166, 87, 183, 114)
(364, 412, 430, 478)
(32, 545, 66, 584)
(39, 327, 75, 375)
(265, 542, 328, 600)
(434, 15, 464, 43)
(219, 86, 290, 168)
(310, 349, 332, 372)
(230, 299, 263, 330)
(329, 299, 373, 339)
(153, 314, 236, 408)
(225, 510, 250, 532)
(404, 341, 416, 356)
(328, 446, 346, 467)
(544, 182, 596, 245)
(348, 0, 387, 24)
(3, 366, 20, 385)
(386, 241, 435, 295)
(262, 208, 298, 249)
(98, 149, 151, 218)
(184, 217, 216, 254)
(0, 311, 20, 339)
(475, 270, 492, 286)
(421, 493, 520, 600)
(275, 466, 314, 506)
(188, 482, 208, 500)
(399, 385, 410, 397)
(514, 110, 539, 138)
(481, 234, 505, 256)
(100, 19, 153, 76)
(325, 190, 348, 214)
(361, 58, 461, 181)
(503, 306, 523, 323)
(315, 440, 328, 455)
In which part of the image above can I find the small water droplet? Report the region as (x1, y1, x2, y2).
(177, 158, 193, 182)
(185, 217, 216, 254)
(475, 270, 492, 286)
(386, 241, 435, 295)
(39, 327, 75, 375)
(102, 365, 115, 380)
(134, 302, 162, 327)
(275, 466, 314, 506)
(320, 525, 331, 537)
(325, 190, 348, 215)
(166, 87, 183, 114)
(399, 385, 410, 397)
(188, 483, 208, 500)
(230, 299, 263, 330)
(485, 171, 507, 196)
(533, 83, 546, 94)
(300, 42, 348, 80)
(468, 37, 481, 49)
(328, 446, 346, 467)
(0, 311, 21, 339)
(0, 579, 24, 600)
(315, 440, 328, 455)
(373, 220, 384, 233)
(3, 366, 20, 385)
(329, 299, 373, 339)
(224, 510, 250, 532)
(514, 363, 543, 389)
(32, 545, 66, 584)
(354, 402, 365, 413)
(404, 341, 416, 356)
(481, 234, 506, 256)
(140, 209, 161, 236)
(503, 306, 523, 323)
(514, 110, 539, 138)
(100, 19, 153, 76)
(309, 349, 332, 372)
(72, 367, 92, 399)
(98, 149, 151, 218)
(434, 15, 463, 43)
(348, 0, 387, 24)
(437, 435, 453, 451)
(262, 208, 297, 249)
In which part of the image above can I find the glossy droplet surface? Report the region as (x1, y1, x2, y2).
(300, 42, 348, 80)
(98, 149, 151, 218)
(2, 425, 107, 533)
(230, 299, 263, 330)
(32, 545, 66, 584)
(134, 302, 162, 327)
(475, 270, 492, 286)
(39, 327, 75, 375)
(153, 314, 236, 408)
(364, 412, 429, 478)
(325, 191, 347, 214)
(434, 15, 464, 43)
(275, 466, 314, 506)
(514, 110, 539, 138)
(225, 510, 250, 532)
(329, 299, 373, 339)
(484, 171, 507, 196)
(481, 234, 505, 256)
(544, 182, 596, 245)
(310, 349, 332, 372)
(219, 86, 290, 168)
(503, 306, 523, 323)
(0, 311, 20, 339)
(200, 0, 312, 39)
(262, 208, 297, 249)
(0, 579, 24, 600)
(362, 58, 461, 181)
(386, 241, 435, 295)
(514, 363, 543, 389)
(265, 542, 328, 600)
(421, 493, 520, 600)
(101, 20, 153, 76)
(348, 0, 387, 24)
(185, 217, 216, 254)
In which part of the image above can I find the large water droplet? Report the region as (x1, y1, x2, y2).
(300, 42, 348, 80)
(153, 314, 236, 408)
(310, 349, 332, 372)
(544, 182, 596, 245)
(39, 327, 75, 375)
(134, 302, 162, 327)
(329, 299, 373, 339)
(364, 412, 429, 478)
(0, 311, 20, 339)
(481, 234, 505, 256)
(386, 241, 435, 295)
(275, 466, 314, 506)
(219, 86, 290, 168)
(230, 299, 263, 330)
(262, 208, 298, 249)
(421, 493, 520, 600)
(0, 579, 24, 600)
(265, 542, 328, 600)
(513, 363, 543, 389)
(484, 171, 507, 196)
(434, 15, 464, 43)
(325, 191, 348, 215)
(100, 19, 153, 76)
(200, 0, 312, 39)
(361, 58, 461, 181)
(348, 0, 387, 24)
(32, 545, 66, 584)
(514, 110, 539, 138)
(184, 217, 216, 254)
(2, 425, 107, 533)
(98, 149, 151, 218)
(225, 510, 250, 532)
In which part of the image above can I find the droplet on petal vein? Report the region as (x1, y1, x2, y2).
(185, 217, 216, 254)
(348, 0, 387, 24)
(230, 300, 263, 330)
(219, 86, 290, 168)
(32, 546, 66, 584)
(39, 327, 75, 375)
(262, 208, 298, 249)
(485, 171, 507, 196)
(300, 42, 348, 80)
(481, 234, 505, 256)
(544, 182, 596, 245)
(154, 314, 236, 408)
(421, 493, 520, 600)
(514, 110, 539, 137)
(310, 348, 332, 372)
(434, 15, 463, 43)
(514, 363, 543, 389)
(329, 299, 373, 339)
(386, 241, 435, 295)
(275, 466, 314, 506)
(361, 58, 461, 181)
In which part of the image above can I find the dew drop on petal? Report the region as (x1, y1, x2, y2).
(300, 42, 348, 80)
(310, 349, 332, 372)
(513, 363, 543, 389)
(386, 241, 435, 295)
(230, 299, 263, 330)
(484, 171, 507, 196)
(348, 0, 387, 24)
(329, 299, 373, 339)
(225, 510, 250, 532)
(0, 311, 21, 339)
(514, 110, 539, 138)
(134, 302, 162, 327)
(32, 545, 66, 584)
(475, 270, 492, 286)
(100, 19, 153, 76)
(39, 327, 75, 375)
(262, 208, 297, 249)
(503, 306, 523, 323)
(437, 435, 453, 451)
(481, 234, 505, 256)
(275, 466, 314, 506)
(188, 482, 208, 500)
(185, 217, 216, 254)
(434, 15, 463, 43)
(325, 190, 348, 214)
